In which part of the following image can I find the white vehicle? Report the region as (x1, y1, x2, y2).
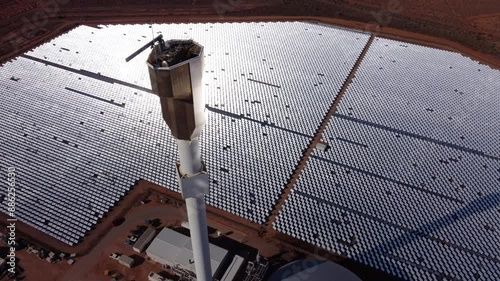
(109, 253, 121, 260)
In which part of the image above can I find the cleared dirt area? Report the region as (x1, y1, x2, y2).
(0, 0, 498, 68)
(0, 178, 264, 256)
(1, 178, 397, 281)
(0, 181, 257, 281)
(61, 191, 188, 281)
(0, 243, 72, 281)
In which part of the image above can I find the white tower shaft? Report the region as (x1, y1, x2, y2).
(177, 138, 212, 281)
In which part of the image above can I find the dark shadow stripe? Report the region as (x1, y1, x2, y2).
(311, 155, 464, 204)
(295, 191, 500, 264)
(21, 55, 152, 94)
(384, 253, 463, 281)
(206, 105, 312, 139)
(247, 78, 281, 88)
(205, 106, 243, 120)
(336, 137, 368, 148)
(65, 87, 125, 107)
(334, 113, 498, 161)
(78, 69, 116, 84)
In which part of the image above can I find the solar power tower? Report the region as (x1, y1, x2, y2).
(133, 37, 212, 281)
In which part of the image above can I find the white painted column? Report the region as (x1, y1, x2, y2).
(177, 138, 212, 281)
(177, 138, 202, 175)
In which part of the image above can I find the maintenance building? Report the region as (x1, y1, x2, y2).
(146, 228, 244, 280)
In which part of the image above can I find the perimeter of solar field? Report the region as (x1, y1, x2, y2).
(0, 21, 498, 281)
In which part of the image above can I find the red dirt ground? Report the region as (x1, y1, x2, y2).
(61, 193, 187, 281)
(1, 179, 396, 281)
(0, 0, 498, 68)
(351, 0, 500, 35)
